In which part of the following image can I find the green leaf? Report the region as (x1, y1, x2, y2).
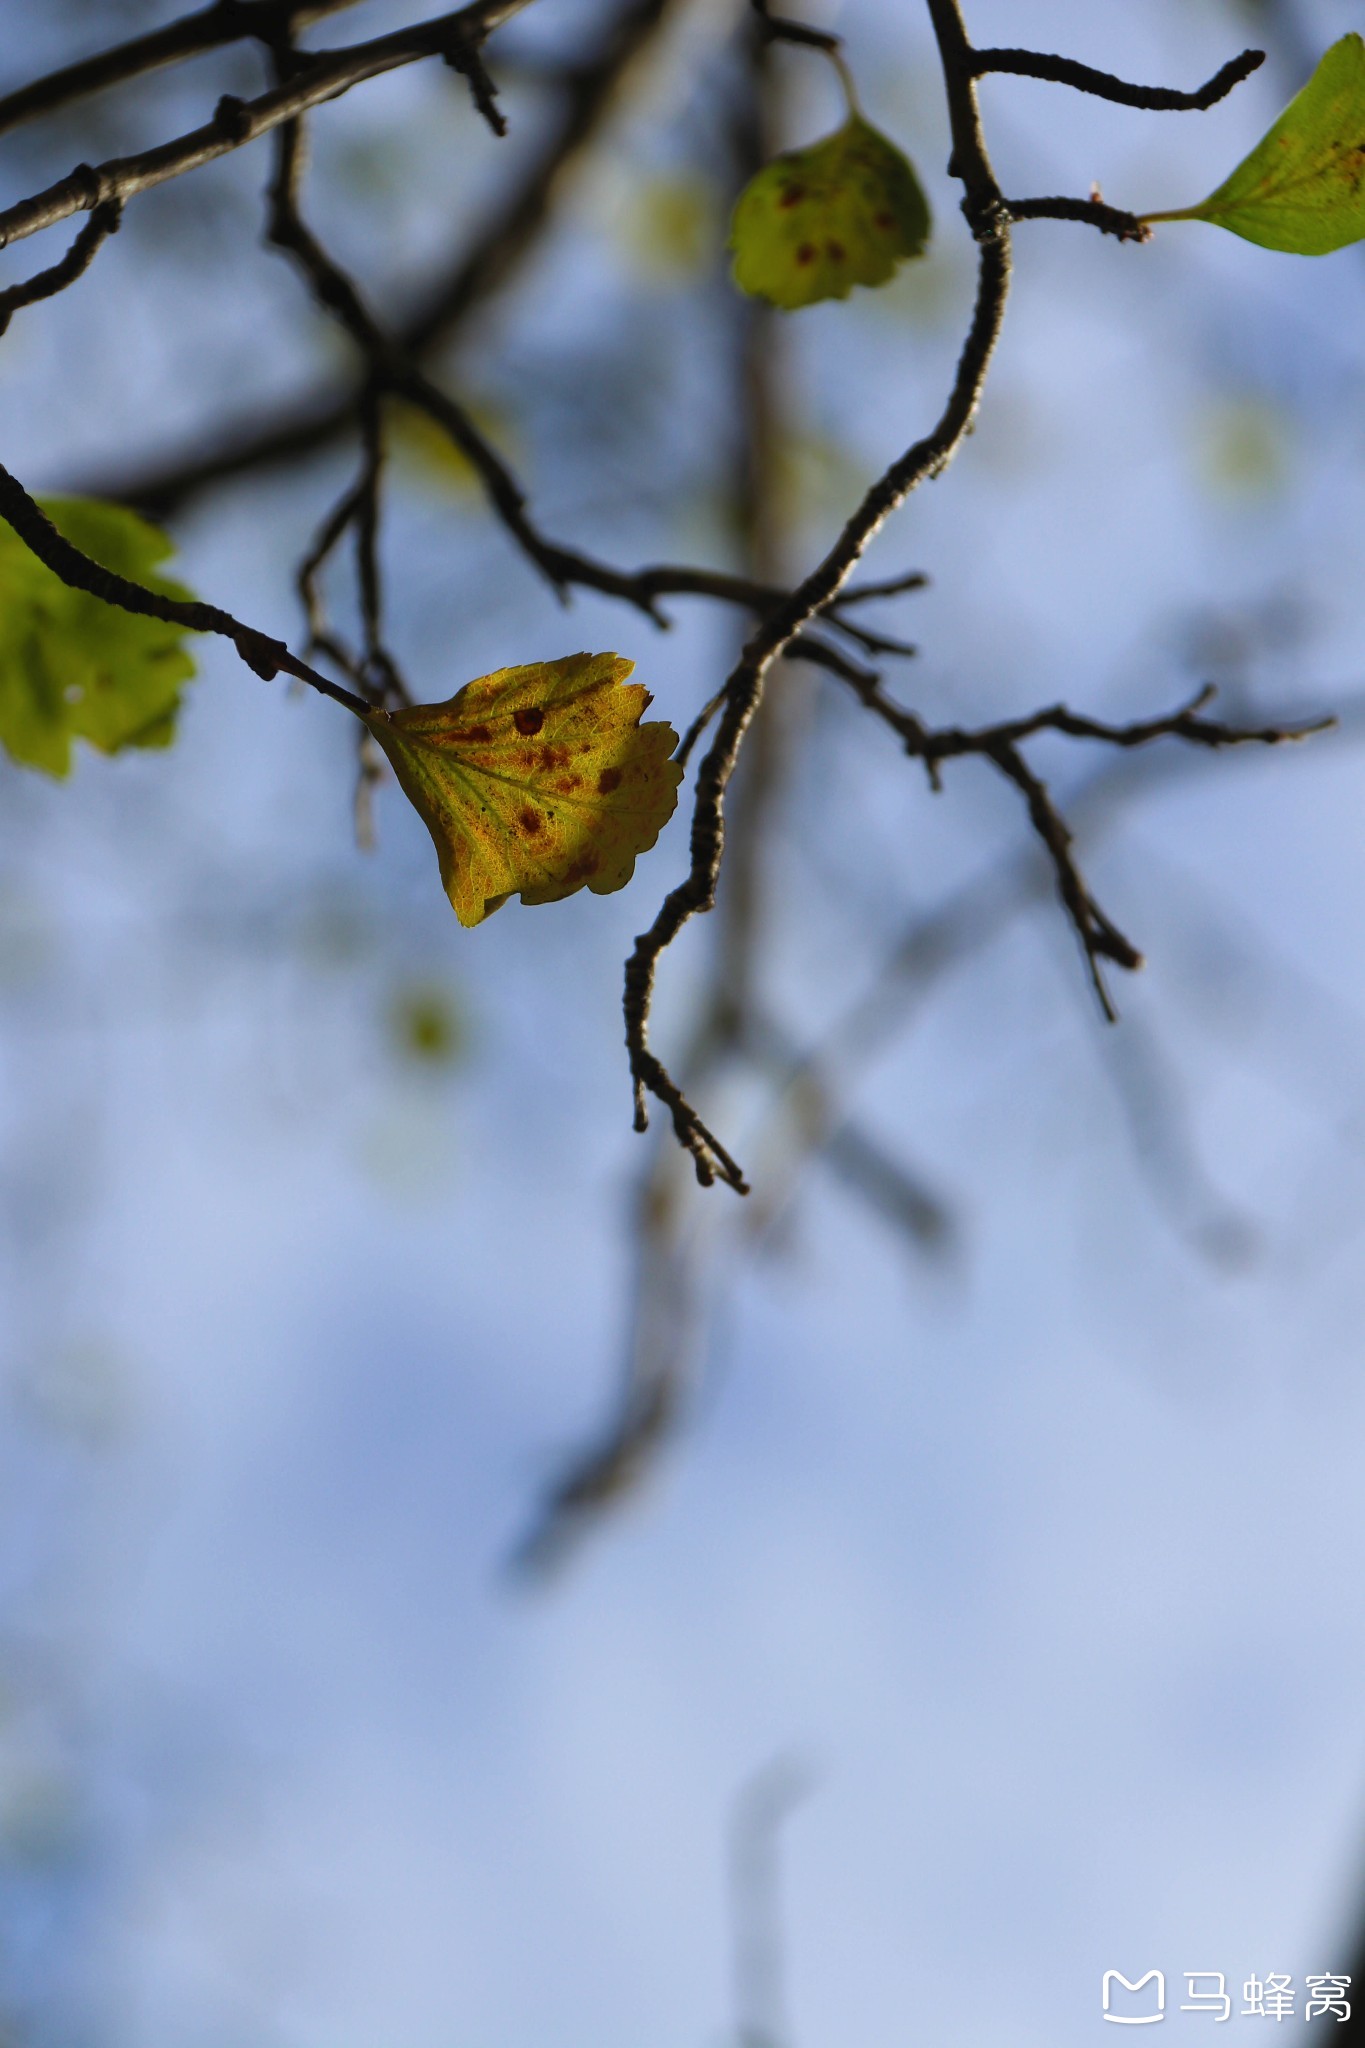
(366, 652, 682, 928)
(387, 982, 465, 1068)
(1143, 34, 1365, 254)
(0, 498, 198, 778)
(729, 115, 931, 310)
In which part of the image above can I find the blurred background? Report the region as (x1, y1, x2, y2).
(2, 0, 1365, 2040)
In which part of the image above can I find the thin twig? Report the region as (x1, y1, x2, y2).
(443, 30, 508, 136)
(1008, 195, 1149, 243)
(730, 1760, 815, 2048)
(0, 0, 366, 138)
(92, 0, 680, 513)
(0, 460, 371, 717)
(263, 106, 931, 651)
(839, 675, 1331, 1017)
(0, 0, 536, 253)
(972, 44, 1264, 112)
(622, 0, 1012, 1192)
(749, 0, 840, 59)
(511, 32, 806, 1572)
(913, 685, 1334, 759)
(0, 201, 122, 336)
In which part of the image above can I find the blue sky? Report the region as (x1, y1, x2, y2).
(5, 1, 1365, 2041)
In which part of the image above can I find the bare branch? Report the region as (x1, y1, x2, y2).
(0, 459, 371, 717)
(973, 44, 1264, 112)
(988, 737, 1141, 1018)
(0, 200, 122, 336)
(94, 0, 681, 514)
(730, 1760, 815, 2048)
(0, 0, 366, 139)
(825, 570, 928, 609)
(1008, 195, 1150, 243)
(623, 0, 1012, 1192)
(917, 686, 1334, 759)
(264, 101, 932, 646)
(0, 0, 534, 254)
(749, 0, 840, 59)
(835, 675, 1330, 1017)
(443, 30, 508, 137)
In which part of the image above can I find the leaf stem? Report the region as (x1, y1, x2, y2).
(828, 46, 862, 118)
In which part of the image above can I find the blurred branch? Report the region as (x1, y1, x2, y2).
(511, 31, 798, 1573)
(0, 0, 367, 139)
(509, 38, 947, 1573)
(101, 0, 682, 514)
(263, 95, 928, 646)
(730, 1759, 815, 2048)
(0, 0, 534, 253)
(1094, 1015, 1260, 1270)
(507, 1338, 687, 1576)
(748, 0, 840, 60)
(740, 1007, 955, 1257)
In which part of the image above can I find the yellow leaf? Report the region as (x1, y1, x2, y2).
(367, 652, 682, 927)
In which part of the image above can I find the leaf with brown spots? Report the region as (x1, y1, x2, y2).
(1142, 34, 1365, 254)
(366, 652, 682, 927)
(728, 115, 930, 311)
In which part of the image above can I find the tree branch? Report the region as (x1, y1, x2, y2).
(0, 460, 371, 717)
(748, 0, 840, 59)
(972, 44, 1264, 112)
(95, 0, 679, 516)
(837, 678, 1332, 1019)
(622, 0, 1011, 1193)
(0, 200, 122, 335)
(0, 0, 366, 139)
(1008, 195, 1149, 243)
(0, 0, 534, 253)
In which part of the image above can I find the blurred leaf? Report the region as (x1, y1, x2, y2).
(0, 1768, 81, 1870)
(0, 498, 197, 778)
(620, 174, 717, 281)
(13, 1339, 132, 1446)
(858, 243, 972, 330)
(386, 392, 516, 499)
(1198, 396, 1291, 499)
(729, 115, 930, 310)
(367, 652, 682, 927)
(777, 431, 868, 523)
(1143, 35, 1365, 252)
(388, 982, 465, 1068)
